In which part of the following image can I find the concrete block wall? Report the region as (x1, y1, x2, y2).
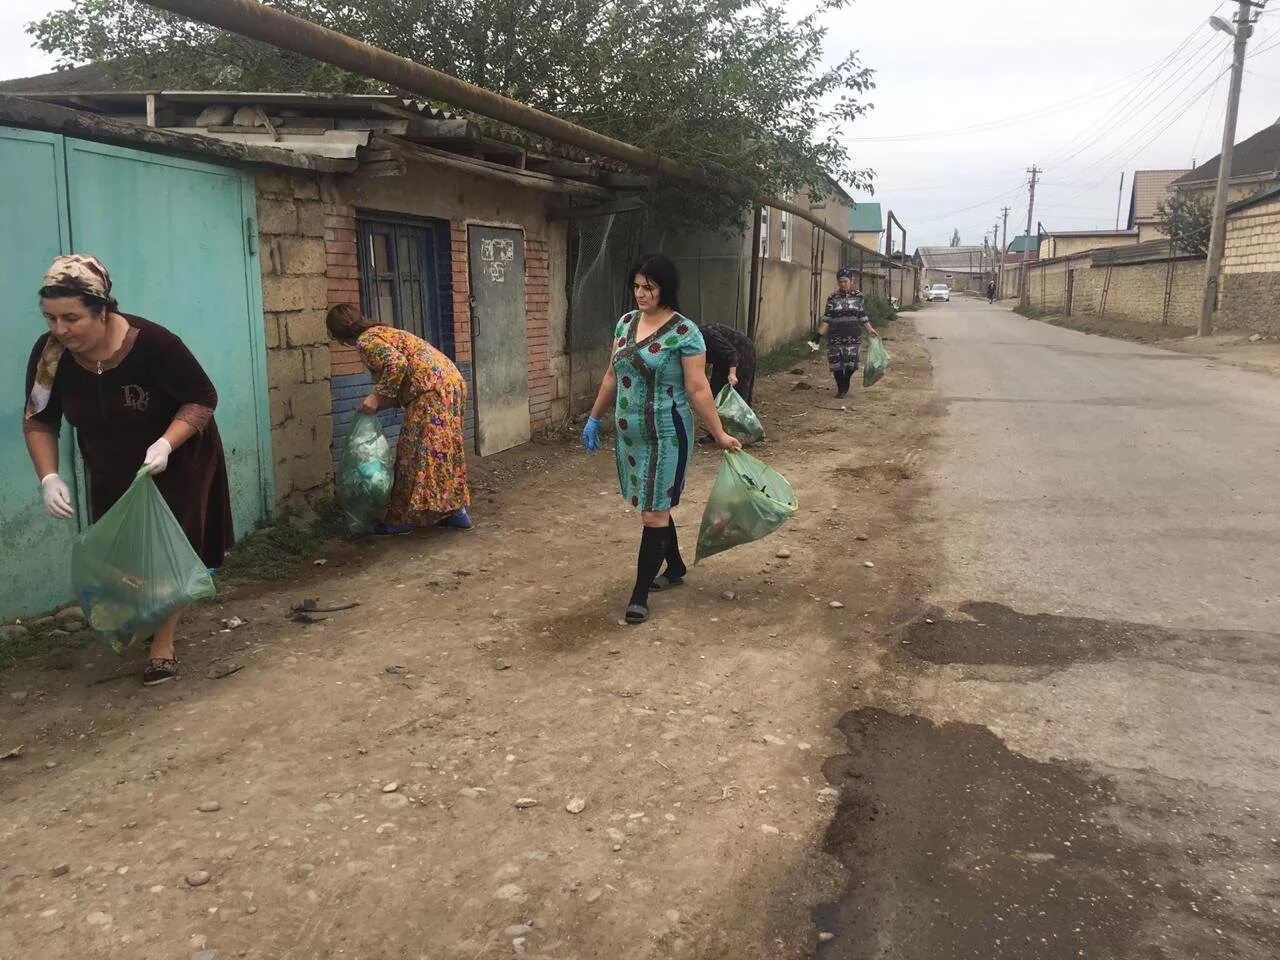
(1220, 197, 1280, 335)
(255, 171, 334, 512)
(1024, 255, 1204, 329)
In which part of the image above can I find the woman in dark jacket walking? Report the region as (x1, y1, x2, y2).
(24, 255, 232, 685)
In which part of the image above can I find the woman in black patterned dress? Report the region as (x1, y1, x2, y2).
(809, 267, 880, 398)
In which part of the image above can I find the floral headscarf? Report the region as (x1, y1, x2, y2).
(25, 255, 114, 419)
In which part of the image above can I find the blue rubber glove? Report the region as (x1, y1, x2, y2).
(583, 416, 602, 454)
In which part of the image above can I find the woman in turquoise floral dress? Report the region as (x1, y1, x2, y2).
(583, 255, 741, 624)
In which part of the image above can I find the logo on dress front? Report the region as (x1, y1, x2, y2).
(121, 385, 150, 411)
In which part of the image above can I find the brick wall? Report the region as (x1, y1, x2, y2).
(1220, 197, 1280, 335)
(255, 171, 333, 512)
(525, 234, 554, 427)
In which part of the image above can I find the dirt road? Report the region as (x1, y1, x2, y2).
(0, 322, 937, 959)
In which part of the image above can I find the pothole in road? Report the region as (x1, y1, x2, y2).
(809, 708, 1280, 959)
(897, 601, 1280, 670)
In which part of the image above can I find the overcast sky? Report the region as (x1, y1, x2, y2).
(4, 0, 1280, 247)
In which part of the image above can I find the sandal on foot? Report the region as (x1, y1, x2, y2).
(650, 574, 685, 592)
(624, 604, 649, 625)
(143, 657, 178, 686)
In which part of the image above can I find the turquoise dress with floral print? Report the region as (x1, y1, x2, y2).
(611, 310, 707, 511)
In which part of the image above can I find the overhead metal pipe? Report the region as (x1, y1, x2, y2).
(141, 0, 852, 245)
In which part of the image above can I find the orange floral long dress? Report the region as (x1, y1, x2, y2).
(356, 326, 470, 525)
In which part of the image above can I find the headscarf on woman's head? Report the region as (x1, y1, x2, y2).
(836, 266, 856, 281)
(26, 254, 116, 420)
(42, 254, 113, 302)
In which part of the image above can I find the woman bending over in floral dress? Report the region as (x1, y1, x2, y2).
(326, 304, 471, 535)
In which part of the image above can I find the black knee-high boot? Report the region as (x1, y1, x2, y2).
(664, 518, 687, 581)
(629, 525, 670, 611)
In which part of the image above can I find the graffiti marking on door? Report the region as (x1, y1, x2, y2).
(480, 237, 516, 282)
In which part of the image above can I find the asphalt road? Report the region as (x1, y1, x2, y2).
(817, 300, 1280, 960)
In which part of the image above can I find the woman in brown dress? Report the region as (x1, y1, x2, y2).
(23, 255, 233, 686)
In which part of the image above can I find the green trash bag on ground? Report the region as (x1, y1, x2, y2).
(864, 336, 890, 388)
(714, 384, 766, 445)
(695, 450, 798, 563)
(337, 411, 394, 532)
(71, 470, 216, 652)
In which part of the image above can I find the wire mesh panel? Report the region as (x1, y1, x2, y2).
(567, 209, 644, 414)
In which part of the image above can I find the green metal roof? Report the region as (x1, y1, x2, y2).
(1007, 234, 1038, 253)
(849, 201, 883, 234)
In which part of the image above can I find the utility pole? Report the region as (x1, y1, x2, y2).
(1000, 206, 1010, 298)
(992, 220, 1000, 290)
(1114, 172, 1125, 230)
(1019, 166, 1041, 308)
(1200, 0, 1259, 337)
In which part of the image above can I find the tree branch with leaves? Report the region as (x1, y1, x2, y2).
(27, 0, 875, 232)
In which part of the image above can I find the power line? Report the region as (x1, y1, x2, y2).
(1048, 70, 1229, 208)
(1038, 32, 1225, 170)
(1044, 19, 1279, 200)
(837, 16, 1215, 145)
(907, 183, 1027, 229)
(1049, 46, 1234, 188)
(1193, 45, 1235, 163)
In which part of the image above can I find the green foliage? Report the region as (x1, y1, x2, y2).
(864, 293, 896, 327)
(1155, 191, 1213, 256)
(756, 337, 817, 376)
(27, 0, 875, 232)
(215, 502, 348, 586)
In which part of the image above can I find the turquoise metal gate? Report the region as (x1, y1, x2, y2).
(0, 127, 271, 622)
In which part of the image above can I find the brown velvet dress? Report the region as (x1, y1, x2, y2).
(24, 316, 234, 569)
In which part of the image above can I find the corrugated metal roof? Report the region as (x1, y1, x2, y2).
(1007, 234, 1038, 253)
(849, 201, 883, 234)
(1042, 229, 1138, 238)
(1090, 238, 1201, 265)
(1127, 169, 1188, 226)
(915, 245, 989, 271)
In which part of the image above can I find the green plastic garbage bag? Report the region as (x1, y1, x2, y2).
(71, 470, 216, 652)
(863, 336, 890, 388)
(695, 451, 798, 563)
(714, 384, 766, 445)
(337, 411, 394, 532)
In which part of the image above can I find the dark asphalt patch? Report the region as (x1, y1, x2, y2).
(898, 602, 1280, 669)
(811, 708, 1280, 959)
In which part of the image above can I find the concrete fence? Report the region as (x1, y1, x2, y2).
(1010, 192, 1280, 336)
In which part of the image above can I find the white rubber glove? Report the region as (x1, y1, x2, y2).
(142, 438, 172, 476)
(40, 474, 74, 520)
